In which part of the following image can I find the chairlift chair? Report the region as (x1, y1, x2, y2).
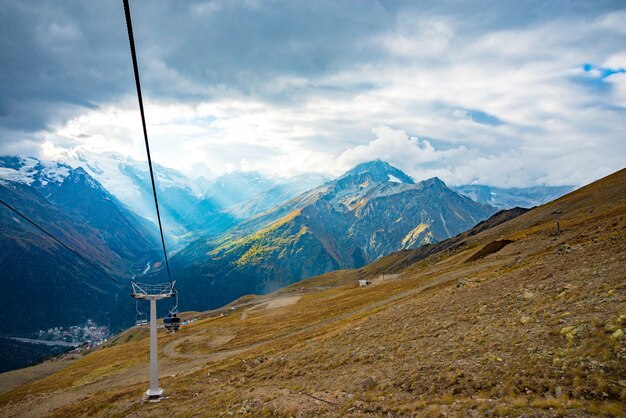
(163, 287, 181, 332)
(163, 313, 180, 332)
(135, 300, 148, 326)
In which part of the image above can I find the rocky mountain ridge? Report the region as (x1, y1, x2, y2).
(172, 161, 497, 310)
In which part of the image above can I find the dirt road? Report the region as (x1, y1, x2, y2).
(162, 259, 498, 361)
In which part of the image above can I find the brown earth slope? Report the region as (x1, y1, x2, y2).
(0, 168, 625, 417)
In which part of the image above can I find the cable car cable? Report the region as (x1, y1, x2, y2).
(0, 197, 122, 285)
(123, 0, 172, 285)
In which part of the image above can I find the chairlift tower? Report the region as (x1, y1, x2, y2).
(131, 282, 174, 401)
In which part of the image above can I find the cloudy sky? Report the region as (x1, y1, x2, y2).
(1, 0, 625, 187)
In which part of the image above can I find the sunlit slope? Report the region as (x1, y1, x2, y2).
(0, 168, 624, 417)
(173, 162, 496, 312)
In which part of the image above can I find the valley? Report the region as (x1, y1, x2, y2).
(0, 157, 161, 339)
(0, 154, 589, 376)
(0, 158, 497, 335)
(0, 165, 623, 417)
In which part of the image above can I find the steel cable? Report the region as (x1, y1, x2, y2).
(0, 197, 122, 285)
(123, 0, 173, 284)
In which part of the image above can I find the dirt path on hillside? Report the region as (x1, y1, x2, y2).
(1, 257, 506, 418)
(162, 260, 500, 362)
(243, 295, 303, 314)
(265, 295, 302, 309)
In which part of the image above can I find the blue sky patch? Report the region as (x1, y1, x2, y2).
(582, 63, 626, 79)
(465, 109, 504, 127)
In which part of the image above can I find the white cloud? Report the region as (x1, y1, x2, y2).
(607, 72, 626, 107)
(4, 3, 625, 188)
(336, 125, 625, 188)
(338, 125, 465, 171)
(596, 10, 626, 35)
(376, 15, 454, 59)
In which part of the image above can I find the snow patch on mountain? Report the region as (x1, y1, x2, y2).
(64, 149, 202, 198)
(0, 167, 33, 186)
(0, 157, 71, 187)
(71, 151, 145, 204)
(53, 150, 205, 233)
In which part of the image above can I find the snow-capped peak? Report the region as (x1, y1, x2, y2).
(339, 160, 414, 184)
(0, 156, 71, 187)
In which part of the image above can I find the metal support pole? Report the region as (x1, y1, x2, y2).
(147, 297, 163, 400)
(553, 209, 563, 237)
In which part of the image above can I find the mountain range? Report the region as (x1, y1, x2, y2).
(452, 184, 574, 209)
(61, 151, 329, 243)
(63, 151, 202, 238)
(0, 154, 574, 358)
(3, 163, 623, 416)
(0, 156, 161, 336)
(172, 161, 497, 309)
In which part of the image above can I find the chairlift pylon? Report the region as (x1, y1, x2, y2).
(130, 280, 176, 400)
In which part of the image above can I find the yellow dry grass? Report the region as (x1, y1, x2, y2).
(0, 168, 625, 417)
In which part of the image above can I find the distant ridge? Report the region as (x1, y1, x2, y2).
(452, 184, 574, 209)
(172, 160, 496, 312)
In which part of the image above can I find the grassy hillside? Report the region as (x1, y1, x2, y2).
(0, 168, 624, 417)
